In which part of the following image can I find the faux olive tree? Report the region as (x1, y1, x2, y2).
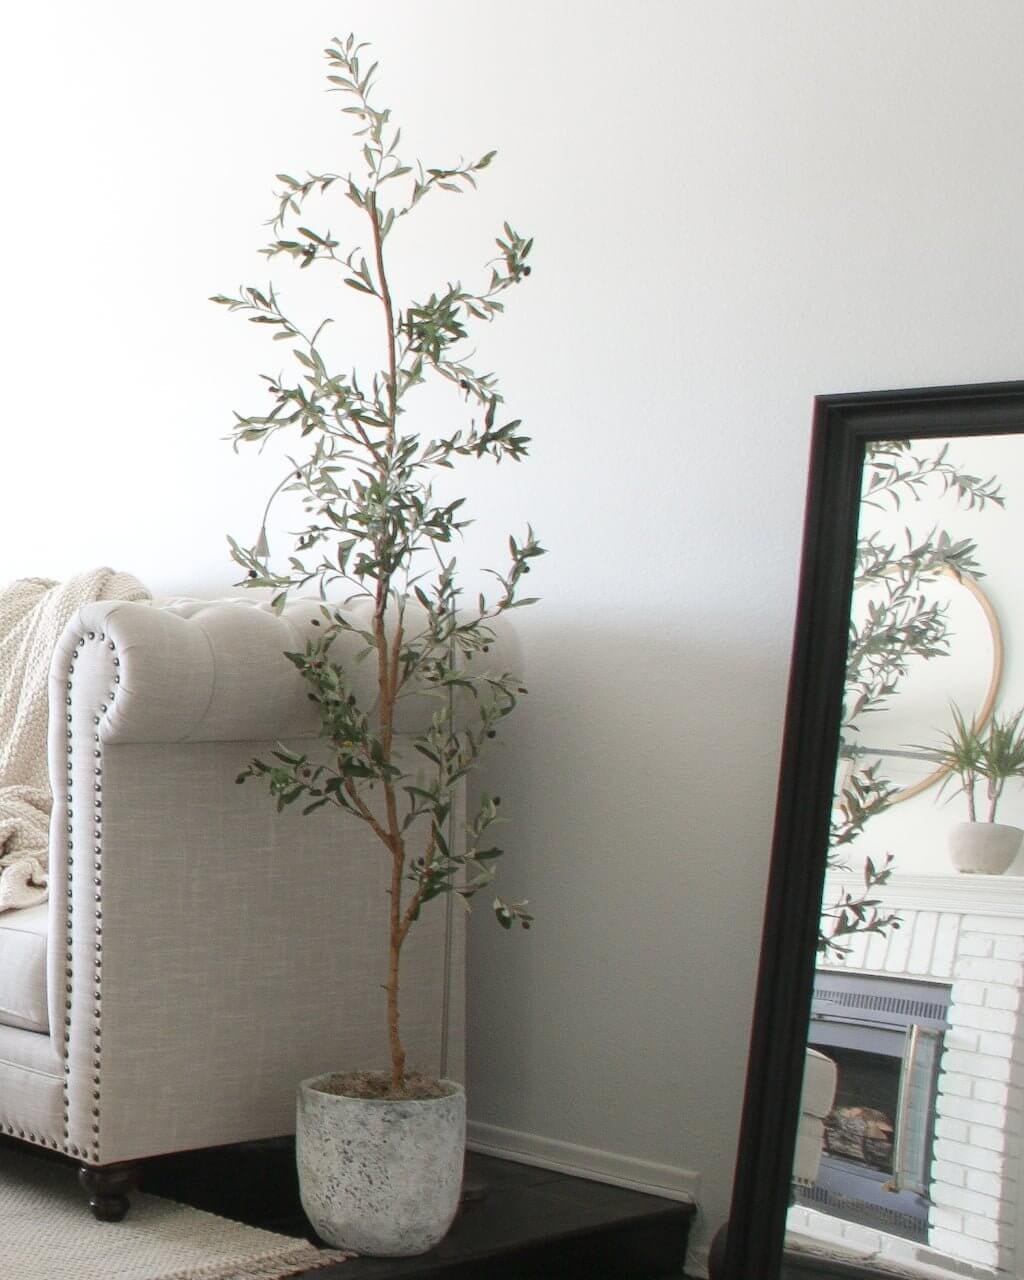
(213, 36, 541, 1094)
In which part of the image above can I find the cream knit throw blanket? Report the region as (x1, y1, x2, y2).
(0, 570, 150, 913)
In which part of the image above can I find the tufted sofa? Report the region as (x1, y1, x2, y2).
(0, 598, 464, 1219)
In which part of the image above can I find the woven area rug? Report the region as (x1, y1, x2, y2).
(1, 1148, 347, 1280)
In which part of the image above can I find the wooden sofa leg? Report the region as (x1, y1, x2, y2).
(78, 1162, 139, 1222)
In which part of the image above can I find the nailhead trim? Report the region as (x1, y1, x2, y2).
(56, 628, 119, 1164)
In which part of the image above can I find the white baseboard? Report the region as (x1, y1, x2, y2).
(466, 1120, 700, 1204)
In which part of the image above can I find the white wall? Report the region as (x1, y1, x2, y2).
(4, 2, 1024, 1268)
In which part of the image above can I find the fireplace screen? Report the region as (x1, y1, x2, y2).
(795, 972, 950, 1242)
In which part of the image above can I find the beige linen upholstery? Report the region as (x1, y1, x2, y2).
(0, 598, 464, 1168)
(0, 904, 48, 1033)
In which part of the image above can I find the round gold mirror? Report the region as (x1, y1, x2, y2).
(843, 566, 1003, 804)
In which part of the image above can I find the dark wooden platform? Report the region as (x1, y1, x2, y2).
(141, 1142, 696, 1279)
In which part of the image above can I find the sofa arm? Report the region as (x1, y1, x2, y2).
(48, 598, 327, 748)
(48, 596, 437, 750)
(44, 596, 464, 1165)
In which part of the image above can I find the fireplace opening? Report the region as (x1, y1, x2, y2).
(794, 972, 951, 1244)
(822, 1044, 899, 1173)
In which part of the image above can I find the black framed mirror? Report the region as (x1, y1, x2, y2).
(712, 381, 1024, 1280)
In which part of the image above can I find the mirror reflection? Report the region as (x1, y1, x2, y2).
(790, 433, 1024, 1274)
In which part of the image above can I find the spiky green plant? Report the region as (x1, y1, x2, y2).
(919, 704, 1024, 823)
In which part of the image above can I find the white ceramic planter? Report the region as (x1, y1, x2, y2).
(948, 821, 1024, 875)
(296, 1074, 465, 1256)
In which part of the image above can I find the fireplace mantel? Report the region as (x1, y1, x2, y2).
(825, 868, 1024, 920)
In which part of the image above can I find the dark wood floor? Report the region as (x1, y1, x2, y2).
(140, 1140, 696, 1279)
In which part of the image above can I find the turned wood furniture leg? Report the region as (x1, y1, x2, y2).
(78, 1162, 139, 1222)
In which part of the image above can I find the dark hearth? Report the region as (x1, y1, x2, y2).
(138, 1140, 695, 1279)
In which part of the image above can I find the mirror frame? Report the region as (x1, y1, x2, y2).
(716, 380, 1024, 1280)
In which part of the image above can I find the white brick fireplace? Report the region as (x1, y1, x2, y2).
(787, 872, 1024, 1277)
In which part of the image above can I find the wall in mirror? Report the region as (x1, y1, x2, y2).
(713, 383, 1024, 1280)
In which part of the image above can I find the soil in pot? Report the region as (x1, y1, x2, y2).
(316, 1071, 453, 1101)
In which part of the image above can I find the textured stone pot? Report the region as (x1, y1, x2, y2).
(296, 1073, 465, 1256)
(948, 821, 1024, 875)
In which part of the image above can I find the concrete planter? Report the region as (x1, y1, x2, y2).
(296, 1073, 465, 1256)
(948, 821, 1023, 875)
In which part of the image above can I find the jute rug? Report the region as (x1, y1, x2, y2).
(1, 1148, 347, 1279)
